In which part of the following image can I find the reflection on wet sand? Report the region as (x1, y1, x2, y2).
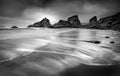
(0, 29, 120, 76)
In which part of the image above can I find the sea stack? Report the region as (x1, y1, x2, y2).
(89, 16, 98, 28)
(28, 18, 51, 28)
(67, 15, 82, 28)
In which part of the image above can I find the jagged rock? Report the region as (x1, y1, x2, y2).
(105, 36, 110, 38)
(39, 18, 51, 27)
(110, 41, 115, 44)
(52, 20, 72, 28)
(98, 12, 120, 30)
(89, 16, 98, 28)
(11, 26, 18, 29)
(84, 40, 101, 44)
(28, 18, 51, 28)
(67, 15, 82, 28)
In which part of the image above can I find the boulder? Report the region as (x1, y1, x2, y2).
(98, 12, 120, 30)
(105, 36, 110, 38)
(11, 26, 18, 29)
(89, 16, 99, 28)
(52, 20, 72, 28)
(110, 41, 115, 44)
(67, 15, 82, 28)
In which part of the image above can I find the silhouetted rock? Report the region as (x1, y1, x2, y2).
(11, 26, 18, 29)
(89, 16, 98, 28)
(52, 20, 72, 28)
(94, 41, 101, 44)
(68, 15, 82, 28)
(98, 12, 120, 30)
(26, 12, 120, 29)
(40, 18, 51, 27)
(105, 36, 110, 38)
(110, 41, 115, 44)
(28, 18, 51, 28)
(84, 40, 101, 44)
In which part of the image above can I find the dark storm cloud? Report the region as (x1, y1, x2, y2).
(0, 0, 120, 17)
(0, 0, 120, 27)
(0, 0, 55, 17)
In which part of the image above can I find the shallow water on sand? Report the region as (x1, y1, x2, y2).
(0, 28, 120, 76)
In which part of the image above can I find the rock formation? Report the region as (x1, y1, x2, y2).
(52, 20, 72, 28)
(98, 12, 120, 30)
(52, 15, 82, 28)
(39, 18, 51, 27)
(88, 12, 120, 30)
(27, 12, 120, 30)
(28, 18, 51, 28)
(67, 15, 82, 28)
(11, 26, 18, 29)
(28, 15, 83, 28)
(89, 16, 98, 28)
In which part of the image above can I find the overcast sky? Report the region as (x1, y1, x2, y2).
(0, 0, 120, 28)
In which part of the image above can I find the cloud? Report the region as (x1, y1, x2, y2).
(46, 1, 109, 23)
(0, 0, 120, 27)
(0, 0, 119, 17)
(23, 8, 60, 24)
(79, 3, 108, 23)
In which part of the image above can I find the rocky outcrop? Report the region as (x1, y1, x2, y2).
(28, 15, 82, 28)
(27, 12, 120, 30)
(52, 20, 72, 28)
(11, 26, 18, 29)
(52, 15, 82, 28)
(28, 18, 51, 28)
(89, 16, 98, 28)
(39, 18, 51, 27)
(87, 12, 120, 30)
(98, 12, 120, 30)
(67, 15, 82, 28)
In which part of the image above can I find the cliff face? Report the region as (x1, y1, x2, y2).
(88, 12, 120, 30)
(98, 12, 120, 30)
